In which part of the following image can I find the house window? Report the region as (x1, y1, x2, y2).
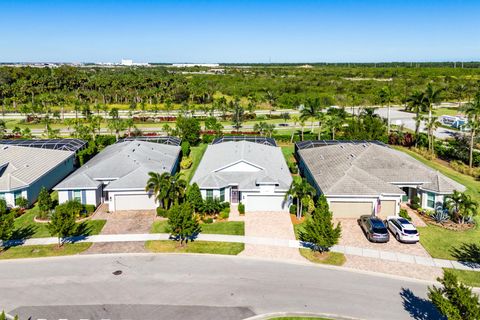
(206, 190, 213, 200)
(427, 192, 435, 208)
(220, 188, 225, 202)
(14, 191, 23, 206)
(74, 190, 82, 203)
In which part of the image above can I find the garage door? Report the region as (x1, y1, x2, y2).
(114, 194, 156, 211)
(245, 195, 287, 212)
(329, 202, 372, 218)
(379, 200, 396, 218)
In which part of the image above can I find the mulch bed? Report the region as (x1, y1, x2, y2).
(418, 214, 475, 231)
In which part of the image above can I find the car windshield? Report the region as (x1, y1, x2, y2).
(404, 229, 418, 235)
(398, 218, 410, 224)
(373, 227, 388, 234)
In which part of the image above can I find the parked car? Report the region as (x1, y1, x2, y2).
(358, 215, 390, 243)
(386, 216, 419, 243)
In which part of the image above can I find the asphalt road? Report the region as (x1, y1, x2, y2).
(0, 254, 443, 320)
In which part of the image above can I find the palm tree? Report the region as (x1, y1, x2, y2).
(446, 191, 478, 224)
(462, 93, 480, 168)
(378, 86, 395, 134)
(424, 83, 443, 152)
(286, 179, 316, 219)
(290, 115, 299, 143)
(424, 116, 440, 154)
(406, 91, 427, 147)
(300, 98, 322, 135)
(169, 172, 187, 206)
(145, 172, 171, 209)
(454, 84, 468, 108)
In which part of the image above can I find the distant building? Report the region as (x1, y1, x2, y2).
(171, 63, 220, 68)
(120, 59, 149, 66)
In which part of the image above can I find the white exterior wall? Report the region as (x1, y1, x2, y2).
(57, 187, 101, 207)
(200, 187, 230, 202)
(1, 190, 27, 208)
(419, 190, 445, 210)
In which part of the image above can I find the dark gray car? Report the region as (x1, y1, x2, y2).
(358, 215, 390, 243)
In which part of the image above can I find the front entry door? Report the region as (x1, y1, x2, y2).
(231, 186, 239, 204)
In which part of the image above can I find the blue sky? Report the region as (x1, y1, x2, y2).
(0, 0, 479, 62)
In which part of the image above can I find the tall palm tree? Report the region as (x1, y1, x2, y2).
(378, 86, 395, 134)
(326, 107, 347, 140)
(406, 91, 427, 146)
(424, 116, 440, 154)
(300, 98, 322, 135)
(462, 93, 480, 168)
(454, 84, 468, 108)
(290, 115, 299, 143)
(424, 83, 443, 152)
(169, 172, 187, 206)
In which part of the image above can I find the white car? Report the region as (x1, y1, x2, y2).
(386, 216, 419, 243)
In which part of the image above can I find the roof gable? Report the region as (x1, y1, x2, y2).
(215, 160, 263, 173)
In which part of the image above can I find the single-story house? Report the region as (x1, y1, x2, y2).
(295, 140, 466, 218)
(0, 144, 75, 207)
(54, 140, 181, 211)
(191, 137, 293, 212)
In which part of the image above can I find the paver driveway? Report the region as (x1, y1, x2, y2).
(336, 218, 431, 257)
(240, 211, 305, 262)
(86, 209, 156, 253)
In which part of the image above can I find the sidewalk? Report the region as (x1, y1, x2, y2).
(2, 233, 480, 272)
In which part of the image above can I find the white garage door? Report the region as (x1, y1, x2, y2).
(329, 202, 373, 218)
(114, 194, 156, 211)
(245, 195, 287, 212)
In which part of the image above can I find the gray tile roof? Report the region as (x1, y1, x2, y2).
(191, 141, 292, 190)
(0, 145, 74, 192)
(298, 142, 466, 196)
(55, 141, 181, 191)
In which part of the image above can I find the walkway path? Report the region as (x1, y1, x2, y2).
(3, 233, 479, 272)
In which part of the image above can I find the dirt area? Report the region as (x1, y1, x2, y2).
(240, 211, 306, 262)
(343, 255, 443, 282)
(335, 218, 431, 257)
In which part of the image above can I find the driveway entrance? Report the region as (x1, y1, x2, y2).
(240, 211, 305, 262)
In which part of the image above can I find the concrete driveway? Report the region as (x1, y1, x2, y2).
(336, 218, 430, 257)
(240, 211, 305, 262)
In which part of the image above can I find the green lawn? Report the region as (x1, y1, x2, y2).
(299, 249, 346, 266)
(0, 243, 92, 260)
(183, 143, 208, 182)
(13, 206, 106, 239)
(281, 144, 295, 163)
(444, 269, 480, 287)
(433, 107, 463, 117)
(151, 220, 244, 235)
(396, 147, 480, 260)
(145, 240, 244, 255)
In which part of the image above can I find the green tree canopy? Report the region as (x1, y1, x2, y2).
(168, 202, 201, 246)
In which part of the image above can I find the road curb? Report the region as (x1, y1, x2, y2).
(243, 312, 363, 320)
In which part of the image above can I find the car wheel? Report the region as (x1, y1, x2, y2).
(396, 233, 400, 242)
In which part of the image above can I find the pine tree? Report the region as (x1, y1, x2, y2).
(0, 199, 14, 241)
(168, 202, 201, 247)
(186, 183, 203, 212)
(48, 202, 77, 246)
(37, 187, 53, 219)
(299, 195, 341, 252)
(428, 270, 480, 320)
